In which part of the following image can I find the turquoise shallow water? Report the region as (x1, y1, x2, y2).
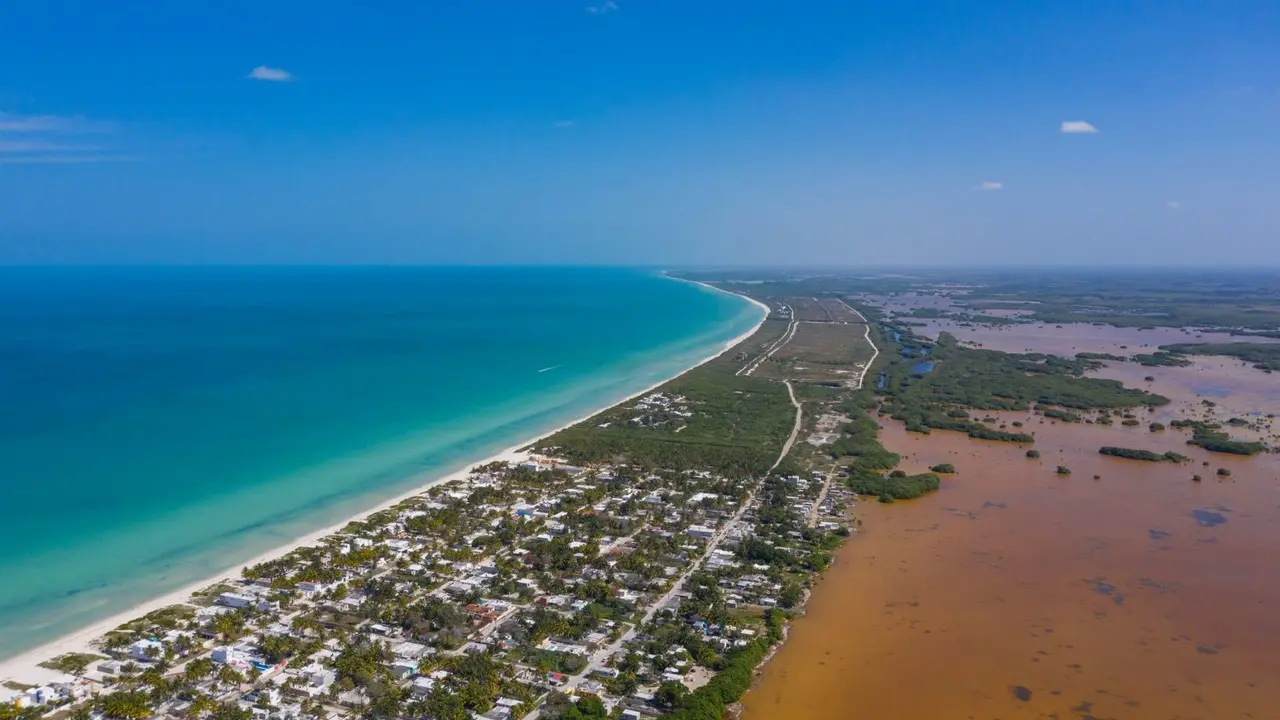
(0, 267, 761, 658)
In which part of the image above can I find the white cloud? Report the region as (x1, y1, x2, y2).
(0, 154, 135, 165)
(0, 111, 123, 165)
(0, 139, 100, 153)
(976, 181, 1003, 191)
(586, 1, 618, 13)
(1167, 200, 1182, 209)
(1060, 120, 1098, 134)
(0, 112, 109, 133)
(248, 65, 294, 82)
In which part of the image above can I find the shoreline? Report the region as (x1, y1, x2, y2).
(0, 278, 770, 684)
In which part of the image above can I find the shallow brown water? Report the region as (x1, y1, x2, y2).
(742, 417, 1280, 720)
(1092, 357, 1280, 439)
(911, 320, 1279, 357)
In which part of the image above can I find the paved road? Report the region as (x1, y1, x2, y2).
(738, 305, 797, 377)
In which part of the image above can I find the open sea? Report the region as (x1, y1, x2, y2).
(0, 267, 761, 659)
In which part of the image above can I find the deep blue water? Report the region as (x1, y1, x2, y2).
(0, 267, 761, 658)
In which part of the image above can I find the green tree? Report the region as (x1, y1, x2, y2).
(778, 582, 804, 609)
(563, 694, 608, 720)
(98, 691, 154, 720)
(210, 704, 253, 720)
(185, 657, 215, 683)
(185, 694, 218, 719)
(655, 681, 688, 709)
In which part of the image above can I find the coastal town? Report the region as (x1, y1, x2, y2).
(1, 276, 889, 720)
(0, 448, 852, 720)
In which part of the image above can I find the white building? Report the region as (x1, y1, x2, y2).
(216, 592, 255, 608)
(212, 646, 247, 665)
(129, 638, 164, 662)
(687, 525, 716, 540)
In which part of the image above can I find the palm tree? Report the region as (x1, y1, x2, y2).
(64, 655, 94, 676)
(98, 690, 155, 720)
(216, 665, 244, 690)
(185, 658, 215, 683)
(185, 693, 218, 719)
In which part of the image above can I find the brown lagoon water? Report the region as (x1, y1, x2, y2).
(742, 403, 1280, 719)
(1092, 357, 1280, 443)
(909, 319, 1280, 357)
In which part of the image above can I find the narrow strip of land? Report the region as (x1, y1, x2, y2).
(838, 298, 880, 389)
(737, 304, 797, 377)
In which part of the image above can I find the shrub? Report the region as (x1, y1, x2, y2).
(1042, 407, 1083, 423)
(1099, 446, 1187, 463)
(849, 470, 941, 500)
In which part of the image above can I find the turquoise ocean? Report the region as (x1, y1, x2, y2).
(0, 267, 761, 659)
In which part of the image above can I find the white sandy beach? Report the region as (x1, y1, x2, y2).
(0, 281, 769, 685)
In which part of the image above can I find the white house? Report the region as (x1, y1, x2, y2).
(129, 639, 164, 662)
(687, 525, 716, 540)
(296, 581, 332, 596)
(389, 660, 418, 680)
(25, 687, 55, 706)
(216, 592, 255, 609)
(391, 641, 427, 660)
(298, 663, 335, 688)
(212, 646, 247, 665)
(410, 677, 436, 697)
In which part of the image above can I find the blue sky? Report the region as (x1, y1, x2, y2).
(1, 0, 1278, 265)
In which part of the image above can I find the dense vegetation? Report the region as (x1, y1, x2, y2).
(1177, 422, 1264, 455)
(875, 333, 1166, 444)
(1160, 342, 1280, 372)
(826, 415, 900, 471)
(1041, 407, 1083, 423)
(661, 611, 785, 720)
(884, 333, 1166, 410)
(676, 269, 1280, 331)
(535, 355, 794, 475)
(848, 469, 940, 502)
(1098, 446, 1188, 463)
(960, 270, 1280, 330)
(1133, 351, 1192, 367)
